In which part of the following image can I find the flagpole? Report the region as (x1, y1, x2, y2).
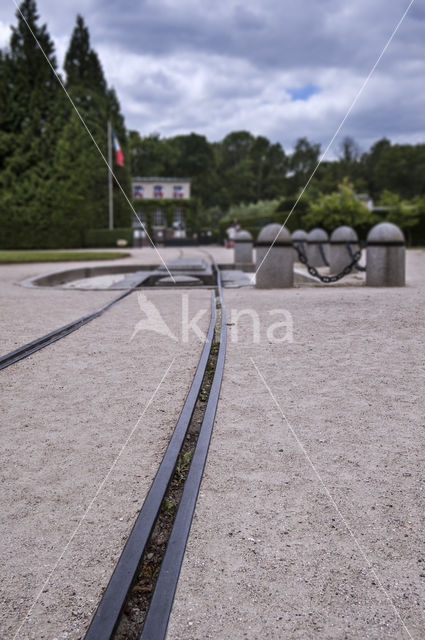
(107, 120, 113, 230)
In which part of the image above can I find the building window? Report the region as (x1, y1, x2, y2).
(172, 208, 185, 231)
(154, 185, 163, 198)
(135, 211, 146, 225)
(173, 208, 184, 223)
(153, 209, 165, 226)
(173, 185, 184, 198)
(133, 185, 144, 199)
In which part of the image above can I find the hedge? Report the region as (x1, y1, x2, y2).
(83, 228, 133, 248)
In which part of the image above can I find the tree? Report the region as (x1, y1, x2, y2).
(50, 13, 131, 237)
(128, 131, 169, 176)
(287, 137, 321, 195)
(361, 138, 391, 197)
(0, 0, 64, 248)
(337, 136, 362, 184)
(220, 131, 254, 169)
(250, 138, 287, 201)
(373, 144, 425, 199)
(64, 15, 107, 93)
(375, 190, 420, 243)
(303, 180, 371, 233)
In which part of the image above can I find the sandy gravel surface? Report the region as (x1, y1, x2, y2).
(0, 288, 211, 640)
(0, 249, 177, 354)
(0, 247, 231, 354)
(167, 250, 425, 640)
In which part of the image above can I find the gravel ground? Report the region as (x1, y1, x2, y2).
(166, 250, 425, 640)
(0, 286, 211, 640)
(0, 247, 233, 354)
(0, 249, 177, 354)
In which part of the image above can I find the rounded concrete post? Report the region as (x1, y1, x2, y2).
(234, 230, 253, 268)
(291, 229, 308, 262)
(329, 226, 359, 273)
(307, 228, 329, 266)
(255, 224, 293, 288)
(366, 222, 405, 286)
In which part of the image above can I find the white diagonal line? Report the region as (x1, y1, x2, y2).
(11, 0, 175, 283)
(250, 357, 415, 640)
(252, 0, 416, 284)
(12, 357, 176, 640)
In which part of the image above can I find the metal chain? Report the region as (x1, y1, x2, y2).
(318, 242, 330, 267)
(345, 242, 367, 271)
(293, 243, 363, 283)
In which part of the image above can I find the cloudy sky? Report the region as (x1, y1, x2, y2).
(0, 0, 423, 156)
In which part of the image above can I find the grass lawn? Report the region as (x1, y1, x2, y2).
(0, 250, 130, 263)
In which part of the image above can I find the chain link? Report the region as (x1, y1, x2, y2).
(293, 242, 364, 283)
(345, 242, 367, 271)
(318, 242, 330, 267)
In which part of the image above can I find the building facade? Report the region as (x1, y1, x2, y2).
(131, 177, 192, 245)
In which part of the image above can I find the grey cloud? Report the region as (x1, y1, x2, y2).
(1, 0, 424, 152)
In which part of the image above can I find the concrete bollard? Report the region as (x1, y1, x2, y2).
(291, 229, 308, 262)
(306, 228, 329, 266)
(366, 222, 405, 287)
(329, 226, 359, 273)
(255, 223, 293, 288)
(234, 230, 254, 269)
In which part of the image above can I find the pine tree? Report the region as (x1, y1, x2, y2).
(52, 14, 131, 237)
(0, 0, 64, 248)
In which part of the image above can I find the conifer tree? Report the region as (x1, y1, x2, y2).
(0, 0, 63, 248)
(56, 15, 131, 233)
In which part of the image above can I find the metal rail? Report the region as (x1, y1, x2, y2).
(84, 280, 221, 640)
(0, 284, 144, 371)
(0, 252, 218, 371)
(139, 264, 226, 640)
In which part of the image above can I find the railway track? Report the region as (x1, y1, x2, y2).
(85, 258, 226, 640)
(2, 249, 227, 639)
(0, 250, 214, 371)
(0, 280, 146, 371)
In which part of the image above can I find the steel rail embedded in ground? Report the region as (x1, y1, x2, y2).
(0, 283, 145, 371)
(139, 264, 227, 640)
(84, 289, 218, 640)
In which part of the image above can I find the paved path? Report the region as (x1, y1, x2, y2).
(2, 247, 424, 639)
(167, 250, 425, 640)
(0, 248, 183, 353)
(0, 287, 211, 640)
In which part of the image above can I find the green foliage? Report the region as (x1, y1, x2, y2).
(131, 198, 199, 237)
(375, 190, 420, 230)
(372, 144, 425, 199)
(303, 181, 371, 233)
(0, 3, 131, 249)
(218, 199, 289, 240)
(224, 199, 281, 222)
(2, 3, 425, 249)
(0, 0, 65, 249)
(128, 129, 287, 211)
(83, 227, 132, 248)
(287, 137, 321, 195)
(0, 250, 129, 262)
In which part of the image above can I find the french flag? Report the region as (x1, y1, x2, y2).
(112, 131, 124, 166)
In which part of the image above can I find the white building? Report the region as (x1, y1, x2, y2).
(131, 177, 192, 245)
(132, 177, 191, 200)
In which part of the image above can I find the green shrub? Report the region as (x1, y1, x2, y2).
(83, 228, 133, 248)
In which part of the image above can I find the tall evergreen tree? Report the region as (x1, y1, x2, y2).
(55, 14, 131, 233)
(0, 0, 64, 248)
(64, 15, 106, 94)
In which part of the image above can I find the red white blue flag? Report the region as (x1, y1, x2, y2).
(112, 131, 124, 166)
(154, 185, 164, 198)
(173, 185, 184, 198)
(133, 185, 144, 198)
